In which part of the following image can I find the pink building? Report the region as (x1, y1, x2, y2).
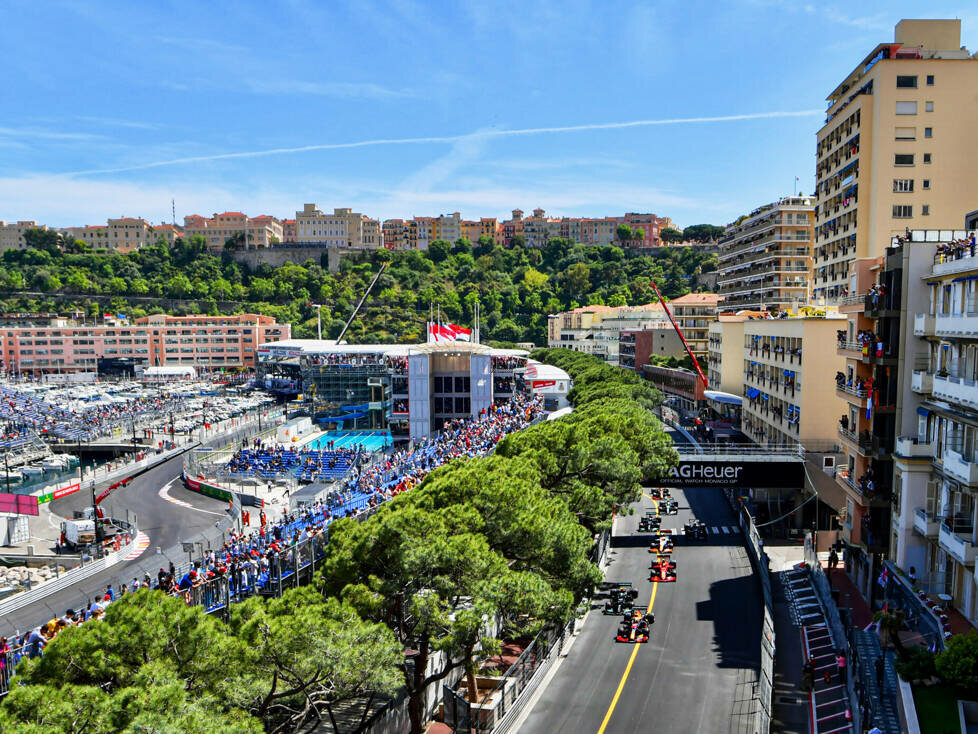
(0, 314, 289, 375)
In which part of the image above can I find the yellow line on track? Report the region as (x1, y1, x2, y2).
(597, 490, 662, 734)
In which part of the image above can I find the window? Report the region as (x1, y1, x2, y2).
(922, 205, 930, 216)
(896, 75, 918, 88)
(923, 179, 931, 190)
(927, 74, 935, 86)
(893, 179, 914, 193)
(923, 153, 932, 164)
(893, 205, 913, 218)
(925, 101, 934, 112)
(895, 127, 916, 140)
(896, 101, 918, 115)
(924, 127, 933, 138)
(894, 153, 914, 166)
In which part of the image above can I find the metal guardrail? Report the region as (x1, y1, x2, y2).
(739, 503, 773, 734)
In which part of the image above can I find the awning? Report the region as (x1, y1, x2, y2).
(704, 390, 742, 406)
(952, 274, 978, 282)
(917, 407, 930, 417)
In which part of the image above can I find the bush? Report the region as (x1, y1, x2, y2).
(896, 645, 936, 684)
(936, 631, 978, 695)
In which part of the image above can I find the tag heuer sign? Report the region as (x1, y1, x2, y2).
(664, 459, 805, 489)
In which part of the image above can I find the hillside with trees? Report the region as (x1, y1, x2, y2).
(0, 230, 718, 345)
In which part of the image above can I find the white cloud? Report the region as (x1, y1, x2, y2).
(0, 126, 102, 142)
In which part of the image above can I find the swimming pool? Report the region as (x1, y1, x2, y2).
(307, 429, 392, 453)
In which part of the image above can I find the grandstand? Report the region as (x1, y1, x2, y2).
(0, 426, 49, 469)
(224, 447, 360, 484)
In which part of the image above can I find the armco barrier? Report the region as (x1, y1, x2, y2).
(0, 517, 137, 619)
(740, 505, 773, 734)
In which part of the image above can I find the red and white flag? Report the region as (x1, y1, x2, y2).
(446, 324, 472, 342)
(427, 323, 457, 342)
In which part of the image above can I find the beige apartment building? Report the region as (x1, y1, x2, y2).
(183, 212, 284, 252)
(0, 221, 47, 252)
(717, 197, 814, 312)
(669, 293, 722, 359)
(741, 314, 845, 447)
(814, 19, 978, 303)
(293, 204, 381, 249)
(707, 316, 747, 395)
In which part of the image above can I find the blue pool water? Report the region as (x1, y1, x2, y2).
(307, 430, 392, 453)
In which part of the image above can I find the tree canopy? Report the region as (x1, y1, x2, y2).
(0, 231, 717, 346)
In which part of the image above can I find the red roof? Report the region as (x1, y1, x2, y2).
(669, 293, 723, 305)
(217, 211, 246, 217)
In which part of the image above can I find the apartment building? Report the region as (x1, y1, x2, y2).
(890, 228, 978, 623)
(621, 212, 662, 249)
(669, 293, 723, 359)
(66, 225, 110, 248)
(432, 212, 461, 243)
(0, 314, 290, 374)
(459, 218, 499, 245)
(618, 328, 685, 371)
(293, 204, 381, 250)
(547, 305, 619, 360)
(717, 197, 814, 313)
(814, 19, 978, 303)
(0, 221, 47, 252)
(741, 314, 845, 447)
(282, 219, 297, 243)
(707, 315, 748, 395)
(183, 212, 284, 252)
(383, 219, 408, 250)
(152, 223, 183, 246)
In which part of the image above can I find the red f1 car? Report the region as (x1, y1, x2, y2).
(649, 487, 671, 500)
(616, 606, 655, 643)
(650, 554, 677, 582)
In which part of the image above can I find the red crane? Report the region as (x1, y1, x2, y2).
(648, 279, 709, 391)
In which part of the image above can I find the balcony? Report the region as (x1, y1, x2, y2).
(838, 425, 872, 454)
(914, 313, 935, 336)
(895, 435, 933, 459)
(935, 312, 978, 338)
(837, 340, 864, 357)
(914, 508, 940, 537)
(939, 520, 978, 566)
(911, 370, 932, 394)
(942, 449, 978, 485)
(933, 374, 978, 410)
(835, 382, 868, 404)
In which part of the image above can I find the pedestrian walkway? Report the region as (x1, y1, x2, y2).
(781, 565, 852, 734)
(852, 631, 901, 734)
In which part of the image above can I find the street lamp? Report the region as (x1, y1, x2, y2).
(308, 303, 323, 340)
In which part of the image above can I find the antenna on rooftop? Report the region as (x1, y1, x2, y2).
(171, 199, 176, 226)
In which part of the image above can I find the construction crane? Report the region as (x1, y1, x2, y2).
(648, 279, 709, 391)
(335, 262, 389, 344)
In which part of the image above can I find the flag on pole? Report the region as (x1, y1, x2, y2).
(877, 567, 889, 589)
(427, 323, 458, 342)
(446, 324, 472, 341)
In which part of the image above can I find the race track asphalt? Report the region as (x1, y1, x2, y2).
(519, 484, 762, 734)
(2, 453, 228, 636)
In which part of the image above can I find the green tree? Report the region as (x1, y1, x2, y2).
(936, 631, 978, 694)
(682, 224, 724, 243)
(660, 227, 684, 243)
(616, 224, 633, 243)
(427, 239, 451, 263)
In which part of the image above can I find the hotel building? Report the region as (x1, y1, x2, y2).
(717, 197, 814, 313)
(814, 19, 978, 303)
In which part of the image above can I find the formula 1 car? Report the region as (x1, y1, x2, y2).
(650, 554, 677, 582)
(649, 529, 675, 554)
(660, 499, 679, 515)
(683, 520, 708, 541)
(648, 487, 671, 500)
(603, 582, 639, 615)
(616, 606, 655, 643)
(638, 512, 661, 532)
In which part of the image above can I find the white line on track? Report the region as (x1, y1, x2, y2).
(158, 479, 224, 516)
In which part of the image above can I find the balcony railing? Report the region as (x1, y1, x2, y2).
(838, 425, 872, 452)
(911, 370, 933, 394)
(942, 449, 978, 486)
(935, 312, 978, 338)
(895, 435, 932, 459)
(837, 340, 864, 354)
(835, 382, 868, 399)
(914, 313, 936, 336)
(914, 508, 940, 537)
(933, 374, 978, 410)
(939, 520, 978, 566)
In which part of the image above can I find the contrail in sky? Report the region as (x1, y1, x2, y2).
(64, 109, 822, 176)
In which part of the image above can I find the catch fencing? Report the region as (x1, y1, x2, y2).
(738, 502, 774, 734)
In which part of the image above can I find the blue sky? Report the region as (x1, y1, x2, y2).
(1, 1, 975, 228)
